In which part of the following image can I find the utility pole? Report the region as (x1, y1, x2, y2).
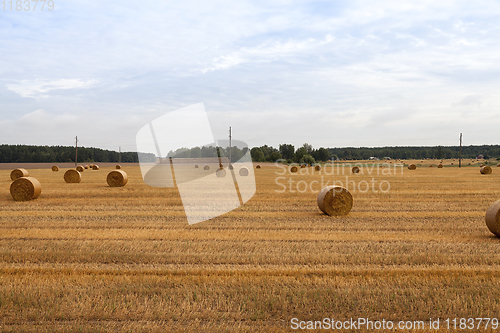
(75, 136, 78, 167)
(459, 133, 462, 168)
(229, 127, 232, 167)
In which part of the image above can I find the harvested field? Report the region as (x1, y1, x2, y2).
(1, 163, 500, 332)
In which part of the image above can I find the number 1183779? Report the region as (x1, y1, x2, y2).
(2, 0, 54, 11)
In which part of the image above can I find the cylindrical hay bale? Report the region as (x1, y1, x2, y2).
(76, 166, 85, 172)
(228, 165, 234, 170)
(290, 166, 298, 173)
(107, 170, 128, 187)
(64, 169, 81, 183)
(203, 165, 210, 170)
(317, 186, 353, 216)
(408, 164, 416, 170)
(300, 164, 306, 168)
(352, 166, 360, 174)
(486, 200, 500, 237)
(239, 167, 249, 176)
(438, 164, 443, 168)
(10, 168, 29, 181)
(10, 177, 41, 201)
(480, 166, 492, 175)
(52, 166, 59, 172)
(497, 163, 500, 167)
(429, 165, 433, 168)
(315, 165, 321, 171)
(92, 165, 100, 170)
(480, 164, 485, 167)
(195, 165, 199, 168)
(115, 165, 121, 169)
(216, 169, 226, 177)
(84, 165, 89, 169)
(256, 165, 261, 169)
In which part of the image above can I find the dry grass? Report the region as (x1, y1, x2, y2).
(1, 164, 500, 332)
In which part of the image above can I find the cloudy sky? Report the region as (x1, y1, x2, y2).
(1, 0, 500, 152)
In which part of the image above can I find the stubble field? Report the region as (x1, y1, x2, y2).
(1, 162, 500, 332)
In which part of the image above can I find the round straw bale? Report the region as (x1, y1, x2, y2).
(92, 165, 100, 170)
(485, 200, 500, 237)
(290, 166, 298, 173)
(107, 170, 128, 187)
(451, 163, 454, 165)
(352, 166, 360, 174)
(195, 165, 199, 168)
(239, 167, 249, 176)
(256, 165, 261, 169)
(480, 164, 485, 167)
(203, 165, 210, 170)
(429, 165, 433, 168)
(480, 166, 492, 175)
(219, 163, 223, 169)
(317, 186, 353, 217)
(115, 165, 121, 169)
(52, 166, 59, 172)
(64, 169, 81, 183)
(408, 164, 416, 170)
(10, 168, 29, 181)
(216, 169, 226, 177)
(315, 165, 321, 171)
(76, 166, 85, 172)
(84, 165, 89, 169)
(497, 163, 500, 167)
(10, 177, 41, 201)
(300, 164, 306, 168)
(228, 165, 234, 170)
(438, 164, 443, 168)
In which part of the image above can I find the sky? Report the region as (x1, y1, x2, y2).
(1, 0, 500, 152)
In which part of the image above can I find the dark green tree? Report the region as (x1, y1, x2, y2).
(279, 144, 295, 160)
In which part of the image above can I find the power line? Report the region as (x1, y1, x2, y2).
(75, 136, 78, 167)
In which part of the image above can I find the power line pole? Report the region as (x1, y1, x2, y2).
(459, 133, 462, 168)
(229, 126, 232, 166)
(75, 136, 78, 167)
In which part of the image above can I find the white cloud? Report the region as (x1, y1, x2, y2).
(6, 78, 98, 99)
(201, 35, 334, 73)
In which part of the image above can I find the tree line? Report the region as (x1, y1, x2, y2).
(1, 143, 499, 164)
(250, 144, 500, 163)
(0, 145, 146, 163)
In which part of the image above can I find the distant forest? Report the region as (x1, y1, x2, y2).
(1, 143, 499, 164)
(0, 145, 143, 163)
(250, 144, 500, 164)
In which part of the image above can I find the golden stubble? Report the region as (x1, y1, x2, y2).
(0, 164, 500, 332)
